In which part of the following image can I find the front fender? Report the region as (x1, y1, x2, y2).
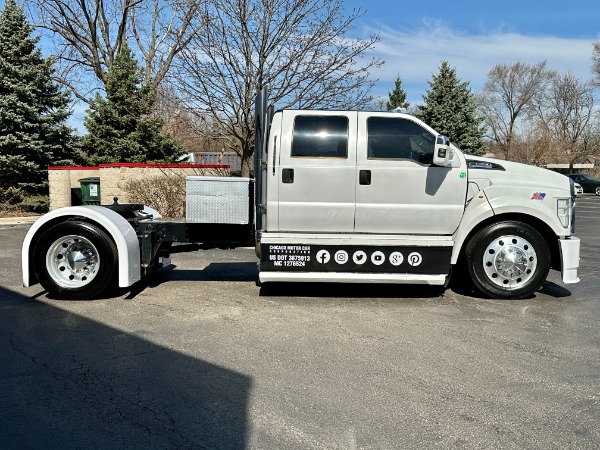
(451, 191, 494, 264)
(451, 184, 570, 265)
(22, 206, 141, 288)
(484, 185, 569, 237)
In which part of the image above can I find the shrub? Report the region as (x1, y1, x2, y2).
(124, 175, 186, 219)
(0, 186, 25, 204)
(122, 166, 230, 219)
(20, 195, 49, 213)
(0, 192, 48, 215)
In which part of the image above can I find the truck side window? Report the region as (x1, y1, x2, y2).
(291, 115, 348, 158)
(367, 117, 435, 164)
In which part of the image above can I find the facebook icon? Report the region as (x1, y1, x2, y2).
(316, 250, 331, 264)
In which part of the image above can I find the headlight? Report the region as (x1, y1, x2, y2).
(557, 198, 573, 230)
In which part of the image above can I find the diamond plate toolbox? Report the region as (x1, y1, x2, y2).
(186, 176, 251, 224)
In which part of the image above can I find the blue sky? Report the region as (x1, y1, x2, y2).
(343, 0, 600, 105)
(14, 0, 599, 130)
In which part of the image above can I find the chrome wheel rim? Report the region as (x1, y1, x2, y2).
(482, 235, 537, 289)
(46, 235, 100, 288)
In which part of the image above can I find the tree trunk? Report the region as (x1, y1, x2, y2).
(241, 150, 252, 178)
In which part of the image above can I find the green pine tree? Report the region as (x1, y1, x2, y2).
(416, 61, 486, 156)
(386, 75, 410, 111)
(82, 42, 184, 164)
(0, 0, 77, 194)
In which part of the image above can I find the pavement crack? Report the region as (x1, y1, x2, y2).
(9, 334, 60, 381)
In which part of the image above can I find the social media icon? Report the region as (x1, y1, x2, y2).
(389, 252, 404, 266)
(316, 250, 330, 264)
(407, 252, 422, 266)
(353, 251, 367, 265)
(371, 251, 385, 266)
(334, 250, 348, 264)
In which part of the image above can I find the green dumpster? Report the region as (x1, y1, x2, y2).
(79, 177, 101, 205)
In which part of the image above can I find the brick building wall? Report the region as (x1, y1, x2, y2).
(48, 167, 100, 210)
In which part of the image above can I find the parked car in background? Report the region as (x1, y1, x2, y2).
(574, 182, 583, 196)
(567, 174, 600, 195)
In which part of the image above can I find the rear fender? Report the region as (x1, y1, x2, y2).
(22, 206, 141, 288)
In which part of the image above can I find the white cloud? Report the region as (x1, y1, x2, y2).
(363, 21, 596, 101)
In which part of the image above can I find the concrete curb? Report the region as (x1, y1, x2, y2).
(0, 216, 40, 226)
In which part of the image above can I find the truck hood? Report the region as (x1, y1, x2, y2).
(464, 155, 571, 195)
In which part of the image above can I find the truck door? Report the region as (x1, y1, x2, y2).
(277, 110, 357, 232)
(354, 112, 467, 235)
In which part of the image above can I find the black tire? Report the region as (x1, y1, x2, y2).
(595, 186, 600, 196)
(465, 221, 550, 299)
(33, 221, 118, 299)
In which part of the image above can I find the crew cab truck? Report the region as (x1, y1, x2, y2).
(22, 89, 581, 300)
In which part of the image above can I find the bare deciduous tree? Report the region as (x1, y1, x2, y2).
(155, 85, 230, 154)
(592, 40, 600, 87)
(536, 73, 596, 164)
(479, 61, 552, 160)
(172, 0, 382, 176)
(32, 0, 206, 101)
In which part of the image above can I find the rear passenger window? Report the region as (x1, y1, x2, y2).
(367, 117, 435, 164)
(291, 115, 348, 158)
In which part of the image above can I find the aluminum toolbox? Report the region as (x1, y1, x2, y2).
(186, 176, 251, 224)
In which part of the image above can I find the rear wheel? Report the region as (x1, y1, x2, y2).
(465, 221, 550, 299)
(33, 221, 118, 299)
(595, 186, 600, 196)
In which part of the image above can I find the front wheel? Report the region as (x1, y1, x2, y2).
(33, 221, 118, 299)
(595, 186, 600, 196)
(465, 221, 550, 299)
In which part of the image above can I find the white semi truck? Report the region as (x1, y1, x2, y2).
(22, 89, 580, 300)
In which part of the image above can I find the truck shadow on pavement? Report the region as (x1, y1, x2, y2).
(449, 278, 572, 300)
(125, 262, 258, 299)
(130, 262, 572, 301)
(141, 262, 446, 299)
(156, 262, 259, 283)
(0, 286, 251, 449)
(258, 282, 446, 299)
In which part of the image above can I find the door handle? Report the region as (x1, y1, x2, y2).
(359, 170, 371, 185)
(282, 168, 294, 183)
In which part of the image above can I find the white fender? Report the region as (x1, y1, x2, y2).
(451, 186, 572, 265)
(451, 191, 494, 264)
(22, 206, 141, 288)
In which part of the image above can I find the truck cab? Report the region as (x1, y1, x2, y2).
(262, 110, 466, 235)
(253, 91, 580, 299)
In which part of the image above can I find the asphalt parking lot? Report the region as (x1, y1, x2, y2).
(1, 195, 599, 449)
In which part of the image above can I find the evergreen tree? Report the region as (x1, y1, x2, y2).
(82, 42, 183, 164)
(386, 75, 410, 111)
(416, 61, 486, 156)
(0, 0, 77, 194)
